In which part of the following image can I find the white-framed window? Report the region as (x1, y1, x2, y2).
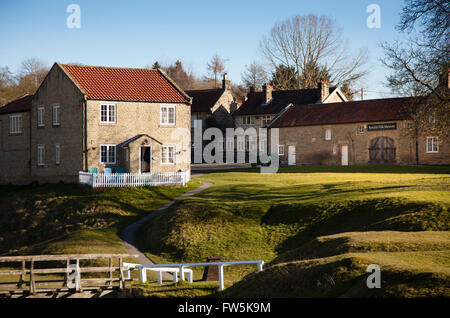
(9, 114, 23, 134)
(333, 145, 338, 155)
(242, 116, 251, 125)
(428, 113, 436, 124)
(160, 105, 176, 125)
(52, 104, 60, 126)
(261, 115, 271, 127)
(37, 145, 45, 166)
(37, 106, 45, 127)
(357, 125, 365, 134)
(55, 144, 60, 165)
(100, 103, 116, 123)
(325, 128, 332, 141)
(426, 137, 439, 153)
(278, 144, 285, 155)
(161, 145, 175, 164)
(100, 144, 116, 164)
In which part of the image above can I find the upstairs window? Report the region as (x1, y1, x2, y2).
(161, 105, 176, 125)
(37, 106, 45, 127)
(242, 116, 251, 125)
(52, 104, 60, 126)
(426, 137, 438, 153)
(357, 125, 365, 134)
(261, 115, 271, 127)
(100, 104, 116, 123)
(325, 128, 332, 141)
(9, 114, 23, 134)
(278, 144, 285, 155)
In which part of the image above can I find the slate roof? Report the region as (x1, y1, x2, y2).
(185, 88, 224, 113)
(0, 95, 33, 115)
(233, 87, 336, 116)
(270, 97, 414, 128)
(59, 64, 190, 103)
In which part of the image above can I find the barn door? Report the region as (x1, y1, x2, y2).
(369, 137, 396, 164)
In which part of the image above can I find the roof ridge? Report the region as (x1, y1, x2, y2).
(60, 63, 158, 72)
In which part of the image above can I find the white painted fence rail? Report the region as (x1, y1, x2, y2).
(125, 260, 264, 291)
(79, 170, 190, 188)
(123, 262, 193, 284)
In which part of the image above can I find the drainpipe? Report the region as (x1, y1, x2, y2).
(82, 95, 88, 171)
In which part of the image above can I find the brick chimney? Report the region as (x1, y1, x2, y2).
(318, 79, 329, 102)
(262, 82, 273, 104)
(222, 73, 231, 91)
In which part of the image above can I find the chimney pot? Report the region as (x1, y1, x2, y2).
(262, 82, 273, 104)
(318, 79, 329, 102)
(222, 73, 231, 91)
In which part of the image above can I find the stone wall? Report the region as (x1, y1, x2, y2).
(86, 99, 191, 173)
(275, 120, 427, 165)
(0, 112, 30, 184)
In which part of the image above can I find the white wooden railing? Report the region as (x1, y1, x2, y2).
(79, 170, 190, 188)
(125, 260, 264, 291)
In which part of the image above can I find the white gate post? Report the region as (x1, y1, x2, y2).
(157, 270, 163, 284)
(139, 267, 147, 283)
(218, 264, 224, 291)
(179, 265, 185, 281)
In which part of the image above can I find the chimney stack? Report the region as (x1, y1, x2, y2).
(222, 73, 231, 91)
(262, 82, 273, 104)
(318, 79, 329, 102)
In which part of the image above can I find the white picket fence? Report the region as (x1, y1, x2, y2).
(79, 170, 190, 188)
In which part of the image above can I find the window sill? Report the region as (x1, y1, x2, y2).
(8, 132, 23, 136)
(52, 124, 61, 127)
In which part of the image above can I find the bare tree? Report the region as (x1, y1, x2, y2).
(241, 61, 267, 91)
(19, 58, 48, 89)
(381, 0, 449, 138)
(207, 53, 225, 88)
(259, 14, 368, 90)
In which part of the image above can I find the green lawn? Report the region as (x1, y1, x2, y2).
(136, 165, 449, 295)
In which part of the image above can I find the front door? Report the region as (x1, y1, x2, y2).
(140, 146, 152, 173)
(288, 146, 296, 166)
(341, 145, 349, 166)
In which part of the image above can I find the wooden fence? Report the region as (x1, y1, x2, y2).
(79, 170, 190, 188)
(0, 254, 137, 296)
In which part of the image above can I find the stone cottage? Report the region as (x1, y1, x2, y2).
(0, 62, 192, 184)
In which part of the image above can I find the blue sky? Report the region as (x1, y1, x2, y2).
(0, 0, 408, 99)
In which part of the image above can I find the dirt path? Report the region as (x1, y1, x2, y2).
(120, 180, 213, 274)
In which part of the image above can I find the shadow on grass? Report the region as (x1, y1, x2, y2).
(193, 164, 450, 175)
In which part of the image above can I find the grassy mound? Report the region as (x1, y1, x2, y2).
(0, 181, 201, 255)
(137, 169, 449, 292)
(218, 231, 450, 298)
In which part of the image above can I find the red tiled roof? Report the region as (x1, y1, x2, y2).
(185, 88, 224, 113)
(0, 95, 33, 115)
(233, 87, 335, 116)
(270, 97, 414, 128)
(59, 64, 190, 103)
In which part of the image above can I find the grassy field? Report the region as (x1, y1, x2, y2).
(136, 165, 449, 296)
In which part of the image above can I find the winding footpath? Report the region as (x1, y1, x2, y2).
(121, 181, 213, 269)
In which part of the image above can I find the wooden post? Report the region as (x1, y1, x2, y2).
(29, 260, 36, 295)
(108, 257, 113, 286)
(118, 257, 124, 289)
(18, 260, 26, 288)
